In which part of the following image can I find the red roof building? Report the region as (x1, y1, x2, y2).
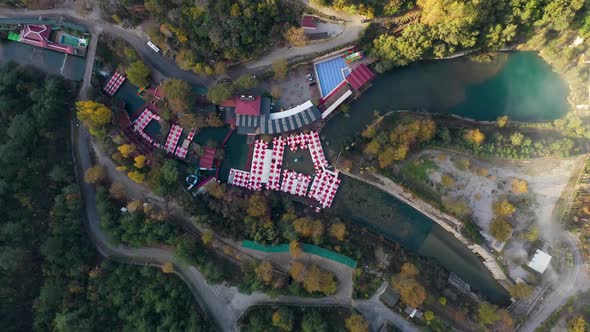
(302, 16, 317, 29)
(148, 85, 166, 100)
(235, 96, 261, 116)
(21, 24, 51, 44)
(199, 147, 216, 169)
(19, 24, 75, 54)
(220, 98, 237, 108)
(346, 64, 376, 91)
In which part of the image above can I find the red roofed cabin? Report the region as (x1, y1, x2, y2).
(235, 95, 261, 116)
(199, 147, 217, 170)
(345, 63, 376, 92)
(148, 84, 166, 100)
(221, 95, 261, 116)
(302, 16, 317, 30)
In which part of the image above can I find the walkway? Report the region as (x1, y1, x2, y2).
(78, 24, 99, 100)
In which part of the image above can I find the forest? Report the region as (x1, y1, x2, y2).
(0, 64, 76, 331)
(141, 0, 300, 63)
(239, 305, 366, 332)
(0, 64, 213, 331)
(358, 113, 589, 171)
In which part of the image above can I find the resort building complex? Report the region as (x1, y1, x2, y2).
(228, 131, 340, 210)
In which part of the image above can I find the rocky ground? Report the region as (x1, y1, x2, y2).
(409, 150, 585, 281)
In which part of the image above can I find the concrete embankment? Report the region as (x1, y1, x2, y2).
(341, 171, 510, 287)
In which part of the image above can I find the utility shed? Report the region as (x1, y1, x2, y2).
(528, 249, 552, 273)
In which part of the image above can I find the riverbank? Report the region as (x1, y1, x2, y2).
(341, 171, 509, 286)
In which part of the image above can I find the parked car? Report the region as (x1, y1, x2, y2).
(146, 40, 160, 53)
(309, 82, 316, 87)
(307, 73, 314, 82)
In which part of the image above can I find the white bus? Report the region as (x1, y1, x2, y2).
(147, 40, 160, 53)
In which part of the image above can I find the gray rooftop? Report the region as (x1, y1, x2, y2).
(259, 105, 321, 134)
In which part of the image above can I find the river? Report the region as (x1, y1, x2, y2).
(322, 52, 569, 150)
(0, 39, 565, 305)
(323, 52, 569, 305)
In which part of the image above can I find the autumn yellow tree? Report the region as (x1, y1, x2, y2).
(284, 26, 308, 46)
(378, 145, 408, 168)
(345, 314, 369, 332)
(201, 230, 214, 245)
(399, 262, 419, 277)
(441, 173, 456, 187)
(293, 217, 324, 241)
(301, 264, 337, 295)
(128, 171, 145, 183)
(495, 309, 514, 331)
(109, 181, 127, 200)
(162, 78, 195, 114)
(246, 194, 267, 217)
(213, 62, 226, 76)
(255, 261, 274, 285)
(511, 178, 528, 194)
(117, 144, 135, 158)
(84, 165, 106, 184)
(490, 219, 512, 242)
(496, 115, 509, 127)
(204, 181, 227, 200)
(272, 308, 294, 331)
(162, 262, 174, 273)
(319, 269, 337, 295)
(493, 200, 516, 217)
(76, 101, 113, 135)
(289, 261, 306, 282)
(303, 264, 322, 293)
(363, 140, 381, 157)
(510, 282, 532, 299)
(111, 151, 124, 162)
(126, 200, 143, 212)
(289, 240, 303, 258)
(463, 128, 485, 145)
(133, 155, 147, 169)
(329, 222, 346, 241)
(568, 316, 587, 332)
(391, 263, 426, 307)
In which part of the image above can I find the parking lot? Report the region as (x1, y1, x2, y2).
(274, 65, 321, 109)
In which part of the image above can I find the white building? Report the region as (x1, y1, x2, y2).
(528, 249, 552, 273)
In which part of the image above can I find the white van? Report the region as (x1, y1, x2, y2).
(147, 40, 160, 53)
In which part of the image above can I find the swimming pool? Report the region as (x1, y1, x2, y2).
(60, 34, 82, 47)
(314, 56, 351, 97)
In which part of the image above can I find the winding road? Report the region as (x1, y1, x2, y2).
(26, 5, 417, 331)
(517, 233, 589, 332)
(0, 0, 367, 82)
(73, 122, 417, 331)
